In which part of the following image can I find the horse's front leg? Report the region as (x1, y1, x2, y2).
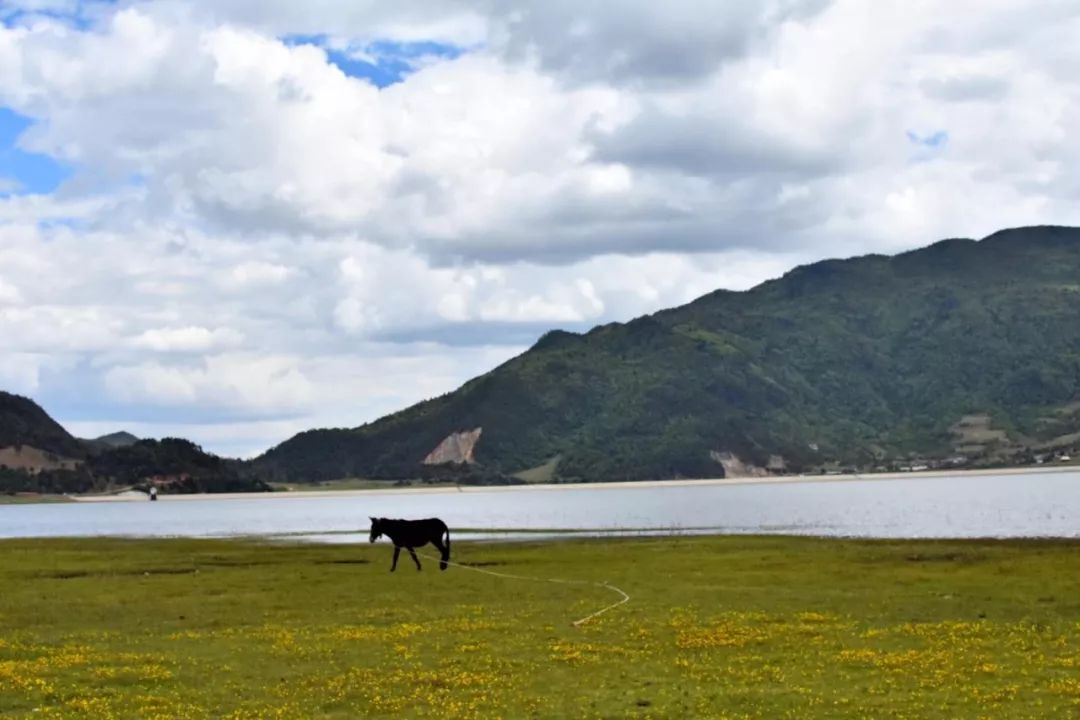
(407, 547, 422, 571)
(390, 546, 400, 572)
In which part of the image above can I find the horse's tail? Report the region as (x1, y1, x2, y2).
(440, 525, 451, 571)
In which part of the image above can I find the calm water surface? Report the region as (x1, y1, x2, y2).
(1, 471, 1078, 541)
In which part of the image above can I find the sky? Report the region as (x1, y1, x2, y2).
(2, 0, 1080, 457)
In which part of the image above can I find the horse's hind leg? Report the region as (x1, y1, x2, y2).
(407, 548, 422, 571)
(432, 538, 449, 571)
(390, 546, 401, 572)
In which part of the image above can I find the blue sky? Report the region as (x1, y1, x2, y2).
(907, 130, 949, 149)
(0, 0, 110, 30)
(0, 107, 70, 195)
(283, 36, 464, 88)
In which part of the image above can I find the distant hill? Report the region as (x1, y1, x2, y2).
(80, 431, 140, 452)
(254, 225, 1080, 482)
(0, 394, 269, 495)
(0, 391, 87, 459)
(86, 438, 271, 494)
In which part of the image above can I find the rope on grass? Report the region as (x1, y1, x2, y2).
(396, 546, 630, 627)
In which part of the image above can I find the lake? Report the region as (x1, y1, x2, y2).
(1, 470, 1078, 541)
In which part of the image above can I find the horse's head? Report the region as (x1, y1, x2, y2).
(369, 517, 383, 543)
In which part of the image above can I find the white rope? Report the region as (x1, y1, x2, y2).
(392, 545, 630, 627)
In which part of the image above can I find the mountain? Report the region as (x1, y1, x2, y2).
(0, 391, 87, 483)
(255, 226, 1080, 483)
(80, 431, 140, 452)
(0, 391, 87, 459)
(0, 393, 269, 494)
(85, 438, 271, 494)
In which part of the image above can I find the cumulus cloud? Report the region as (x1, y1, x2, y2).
(919, 74, 1011, 103)
(93, 345, 524, 456)
(5, 2, 1079, 264)
(0, 352, 42, 393)
(143, 0, 489, 48)
(2, 0, 1080, 454)
(159, 0, 830, 87)
(132, 326, 245, 353)
(104, 354, 315, 411)
(485, 0, 832, 87)
(0, 276, 22, 304)
(226, 260, 291, 287)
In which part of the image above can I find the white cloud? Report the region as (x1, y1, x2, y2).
(143, 0, 489, 48)
(1, 12, 642, 260)
(3, 2, 1075, 265)
(0, 305, 125, 353)
(132, 326, 244, 353)
(0, 276, 22, 304)
(227, 260, 291, 287)
(104, 354, 315, 411)
(0, 352, 41, 393)
(919, 74, 1010, 103)
(92, 344, 525, 456)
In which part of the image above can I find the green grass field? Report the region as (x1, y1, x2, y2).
(0, 496, 73, 505)
(2, 535, 1079, 719)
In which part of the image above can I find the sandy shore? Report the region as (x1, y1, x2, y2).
(67, 463, 1080, 503)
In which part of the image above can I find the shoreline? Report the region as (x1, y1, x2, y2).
(62, 463, 1080, 503)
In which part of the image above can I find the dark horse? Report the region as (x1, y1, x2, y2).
(369, 517, 451, 571)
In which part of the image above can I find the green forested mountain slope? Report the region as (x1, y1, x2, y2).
(0, 391, 87, 458)
(256, 225, 1080, 482)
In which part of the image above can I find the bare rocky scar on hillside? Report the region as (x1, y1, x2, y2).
(423, 428, 483, 465)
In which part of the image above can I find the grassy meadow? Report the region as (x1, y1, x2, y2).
(0, 496, 74, 505)
(1, 535, 1079, 719)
